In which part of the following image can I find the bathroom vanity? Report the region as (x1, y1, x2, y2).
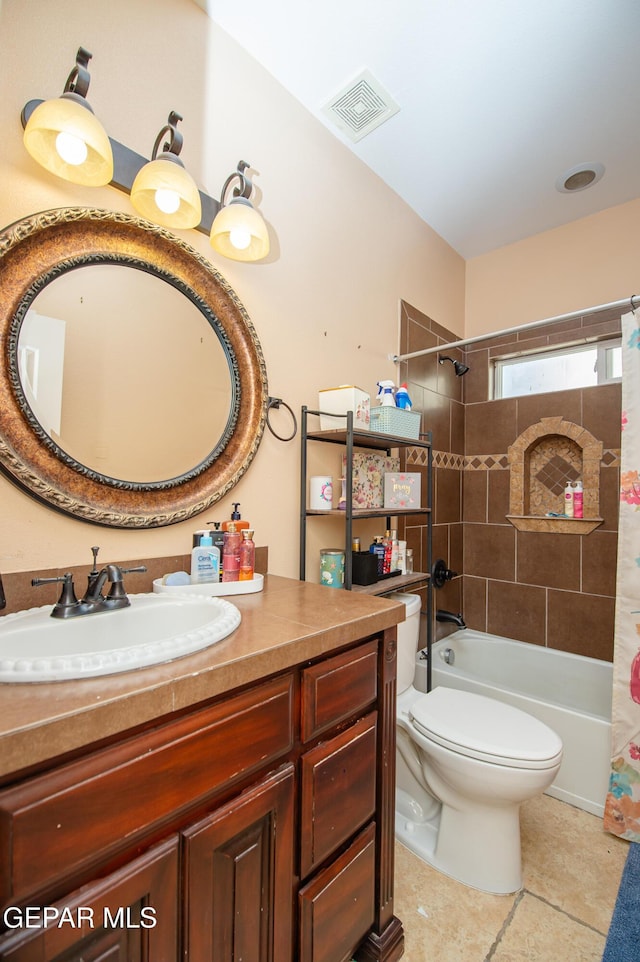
(0, 576, 405, 962)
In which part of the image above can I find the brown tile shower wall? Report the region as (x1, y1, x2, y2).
(399, 299, 621, 662)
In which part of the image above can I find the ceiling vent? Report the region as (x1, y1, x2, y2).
(322, 69, 400, 143)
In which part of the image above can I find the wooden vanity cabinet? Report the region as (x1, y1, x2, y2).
(0, 631, 403, 962)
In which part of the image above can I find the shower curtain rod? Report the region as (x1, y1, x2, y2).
(391, 295, 638, 364)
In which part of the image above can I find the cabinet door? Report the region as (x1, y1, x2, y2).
(183, 764, 295, 962)
(0, 835, 179, 961)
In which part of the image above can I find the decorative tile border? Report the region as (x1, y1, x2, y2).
(407, 448, 620, 469)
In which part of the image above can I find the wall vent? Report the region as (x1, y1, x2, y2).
(322, 69, 400, 142)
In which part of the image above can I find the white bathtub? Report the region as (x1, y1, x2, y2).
(429, 630, 613, 818)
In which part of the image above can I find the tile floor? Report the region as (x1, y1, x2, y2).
(394, 794, 629, 961)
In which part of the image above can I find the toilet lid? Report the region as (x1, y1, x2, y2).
(410, 687, 563, 769)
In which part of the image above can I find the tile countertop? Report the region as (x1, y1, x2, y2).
(0, 575, 405, 782)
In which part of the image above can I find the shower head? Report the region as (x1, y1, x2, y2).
(439, 354, 469, 377)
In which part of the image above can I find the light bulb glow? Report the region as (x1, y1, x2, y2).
(229, 227, 252, 250)
(154, 188, 181, 215)
(55, 130, 88, 166)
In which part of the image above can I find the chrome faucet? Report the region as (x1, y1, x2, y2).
(32, 547, 147, 619)
(436, 609, 466, 629)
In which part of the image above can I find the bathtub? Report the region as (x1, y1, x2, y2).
(429, 630, 613, 818)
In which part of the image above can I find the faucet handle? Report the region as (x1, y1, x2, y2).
(32, 573, 79, 618)
(120, 565, 147, 576)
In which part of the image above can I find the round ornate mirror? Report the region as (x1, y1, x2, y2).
(0, 207, 268, 527)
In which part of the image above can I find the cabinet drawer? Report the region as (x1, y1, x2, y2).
(0, 674, 294, 906)
(301, 639, 378, 742)
(298, 822, 376, 962)
(300, 713, 377, 878)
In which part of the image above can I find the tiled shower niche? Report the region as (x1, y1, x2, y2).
(507, 416, 604, 534)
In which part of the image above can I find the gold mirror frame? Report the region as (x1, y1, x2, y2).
(0, 207, 268, 527)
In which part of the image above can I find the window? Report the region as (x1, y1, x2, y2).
(493, 339, 621, 399)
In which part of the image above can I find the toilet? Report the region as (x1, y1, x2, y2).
(390, 593, 563, 895)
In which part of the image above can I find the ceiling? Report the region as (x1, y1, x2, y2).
(198, 0, 640, 259)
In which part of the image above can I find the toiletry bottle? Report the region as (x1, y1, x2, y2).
(383, 530, 392, 575)
(395, 383, 412, 410)
(222, 523, 242, 582)
(369, 537, 385, 577)
(222, 503, 249, 532)
(390, 529, 400, 572)
(209, 522, 225, 573)
(239, 529, 255, 581)
(190, 534, 220, 584)
(573, 480, 584, 518)
(564, 482, 574, 518)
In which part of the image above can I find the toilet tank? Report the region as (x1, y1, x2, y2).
(388, 592, 422, 693)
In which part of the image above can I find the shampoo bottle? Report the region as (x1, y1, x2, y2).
(239, 529, 255, 581)
(564, 482, 574, 518)
(573, 480, 584, 518)
(222, 503, 249, 532)
(190, 534, 220, 584)
(222, 523, 242, 582)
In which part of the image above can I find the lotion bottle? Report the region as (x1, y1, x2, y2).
(222, 523, 242, 582)
(564, 482, 574, 518)
(190, 534, 220, 584)
(239, 529, 255, 581)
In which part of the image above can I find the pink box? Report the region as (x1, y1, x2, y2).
(383, 473, 421, 510)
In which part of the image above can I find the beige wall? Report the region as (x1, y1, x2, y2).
(0, 0, 464, 577)
(465, 198, 640, 337)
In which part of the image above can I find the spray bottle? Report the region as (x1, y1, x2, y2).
(376, 381, 396, 407)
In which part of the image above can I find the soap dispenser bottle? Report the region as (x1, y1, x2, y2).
(222, 503, 249, 531)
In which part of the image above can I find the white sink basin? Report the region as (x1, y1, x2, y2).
(0, 593, 241, 682)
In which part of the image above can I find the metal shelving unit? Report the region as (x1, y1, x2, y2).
(300, 405, 434, 678)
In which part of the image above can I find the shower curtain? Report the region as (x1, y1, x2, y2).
(604, 309, 640, 841)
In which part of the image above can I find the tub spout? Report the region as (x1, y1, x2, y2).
(436, 609, 466, 629)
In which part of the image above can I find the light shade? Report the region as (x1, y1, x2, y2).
(23, 94, 113, 187)
(130, 154, 202, 229)
(210, 197, 270, 262)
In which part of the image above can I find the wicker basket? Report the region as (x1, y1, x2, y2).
(370, 407, 421, 439)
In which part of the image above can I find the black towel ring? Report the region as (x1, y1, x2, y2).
(266, 396, 297, 442)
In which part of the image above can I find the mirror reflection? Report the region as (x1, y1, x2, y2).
(18, 265, 233, 483)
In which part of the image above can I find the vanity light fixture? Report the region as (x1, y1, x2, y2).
(21, 46, 270, 262)
(22, 47, 113, 187)
(130, 111, 202, 229)
(210, 161, 270, 262)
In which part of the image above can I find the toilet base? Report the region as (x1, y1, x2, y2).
(395, 789, 524, 895)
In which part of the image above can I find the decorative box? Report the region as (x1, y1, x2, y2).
(319, 385, 370, 431)
(370, 407, 421, 440)
(342, 452, 400, 508)
(384, 472, 421, 510)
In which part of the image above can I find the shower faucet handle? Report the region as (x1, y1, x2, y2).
(432, 558, 458, 589)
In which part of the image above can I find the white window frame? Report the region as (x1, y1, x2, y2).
(492, 337, 622, 400)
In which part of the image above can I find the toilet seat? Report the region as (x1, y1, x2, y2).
(410, 687, 563, 770)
